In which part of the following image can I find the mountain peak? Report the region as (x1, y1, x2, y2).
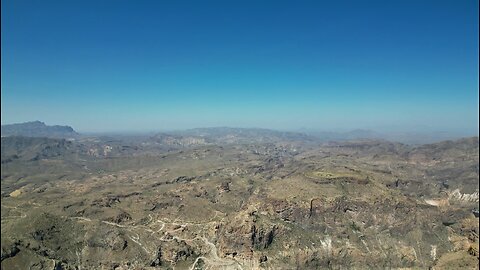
(1, 121, 78, 138)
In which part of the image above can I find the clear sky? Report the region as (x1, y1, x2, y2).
(1, 0, 478, 133)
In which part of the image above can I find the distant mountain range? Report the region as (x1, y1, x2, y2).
(306, 129, 476, 145)
(307, 129, 381, 141)
(1, 121, 475, 145)
(1, 121, 78, 138)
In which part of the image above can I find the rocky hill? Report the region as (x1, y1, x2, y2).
(151, 127, 315, 146)
(1, 136, 78, 163)
(1, 121, 78, 138)
(1, 130, 478, 269)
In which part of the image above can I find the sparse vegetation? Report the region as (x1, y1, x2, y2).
(1, 128, 478, 269)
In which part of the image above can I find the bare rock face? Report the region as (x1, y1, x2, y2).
(1, 242, 20, 261)
(87, 229, 128, 251)
(251, 224, 277, 250)
(150, 247, 163, 267)
(162, 239, 196, 263)
(106, 211, 132, 224)
(216, 207, 278, 259)
(218, 181, 231, 192)
(91, 196, 121, 208)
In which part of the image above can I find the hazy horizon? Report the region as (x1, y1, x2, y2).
(1, 120, 478, 140)
(2, 0, 478, 134)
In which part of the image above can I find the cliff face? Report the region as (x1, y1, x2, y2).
(216, 207, 278, 261)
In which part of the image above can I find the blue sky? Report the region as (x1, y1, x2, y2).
(1, 0, 478, 133)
